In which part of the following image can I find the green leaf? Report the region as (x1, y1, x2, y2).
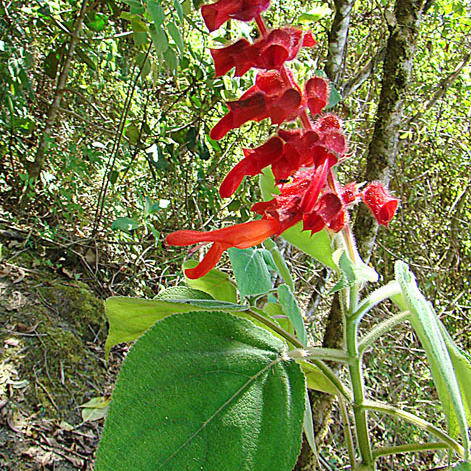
(131, 18, 148, 46)
(155, 286, 214, 300)
(335, 251, 378, 291)
(278, 285, 307, 346)
(297, 5, 332, 23)
(303, 394, 318, 458)
(259, 167, 279, 201)
(168, 22, 184, 52)
(80, 396, 111, 422)
(281, 223, 336, 269)
(96, 311, 306, 471)
(259, 168, 335, 269)
(262, 238, 294, 290)
(104, 296, 247, 357)
(85, 12, 108, 32)
(298, 361, 340, 396)
(263, 302, 293, 335)
(147, 0, 164, 26)
(125, 122, 140, 143)
(174, 0, 184, 22)
(325, 84, 341, 109)
(439, 322, 471, 433)
(228, 247, 273, 299)
(395, 261, 470, 451)
(76, 48, 97, 70)
(184, 260, 237, 303)
(163, 46, 178, 73)
(111, 217, 139, 232)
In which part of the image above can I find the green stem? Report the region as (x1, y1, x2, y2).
(350, 282, 402, 323)
(364, 399, 465, 459)
(346, 314, 374, 468)
(358, 311, 410, 355)
(373, 442, 450, 460)
(339, 396, 357, 466)
(303, 347, 351, 364)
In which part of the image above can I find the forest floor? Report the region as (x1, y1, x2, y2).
(0, 219, 123, 470)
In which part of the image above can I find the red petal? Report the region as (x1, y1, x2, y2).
(201, 0, 270, 31)
(305, 77, 330, 116)
(185, 242, 228, 279)
(220, 137, 283, 197)
(210, 38, 253, 77)
(303, 193, 343, 234)
(210, 93, 267, 140)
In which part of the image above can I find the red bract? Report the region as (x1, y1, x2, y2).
(210, 70, 302, 140)
(166, 219, 281, 278)
(211, 28, 316, 77)
(201, 0, 271, 31)
(362, 182, 399, 227)
(305, 76, 330, 116)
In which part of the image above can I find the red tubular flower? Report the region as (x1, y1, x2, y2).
(211, 28, 316, 77)
(219, 136, 284, 198)
(201, 0, 271, 32)
(314, 114, 347, 156)
(303, 193, 344, 234)
(362, 182, 399, 227)
(210, 38, 256, 77)
(210, 70, 302, 140)
(305, 76, 330, 116)
(166, 219, 281, 278)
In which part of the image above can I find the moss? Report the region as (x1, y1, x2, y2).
(38, 281, 106, 342)
(1, 279, 107, 421)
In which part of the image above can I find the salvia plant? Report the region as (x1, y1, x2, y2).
(95, 1, 471, 470)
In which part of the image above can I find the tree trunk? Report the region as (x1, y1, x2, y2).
(354, 0, 429, 261)
(28, 0, 88, 179)
(325, 0, 356, 85)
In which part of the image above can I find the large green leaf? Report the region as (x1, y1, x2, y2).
(278, 285, 307, 346)
(258, 168, 335, 269)
(96, 311, 306, 471)
(104, 296, 247, 357)
(228, 247, 273, 298)
(395, 261, 470, 451)
(184, 260, 237, 303)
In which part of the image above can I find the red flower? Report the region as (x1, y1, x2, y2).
(305, 76, 330, 116)
(166, 219, 280, 278)
(210, 70, 302, 140)
(211, 28, 315, 77)
(362, 182, 399, 227)
(219, 136, 284, 198)
(201, 0, 271, 32)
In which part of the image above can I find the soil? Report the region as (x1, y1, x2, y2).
(0, 230, 122, 470)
